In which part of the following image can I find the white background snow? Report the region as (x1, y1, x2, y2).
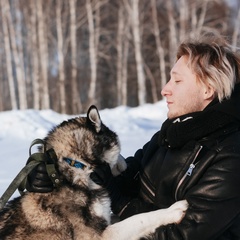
(0, 101, 168, 200)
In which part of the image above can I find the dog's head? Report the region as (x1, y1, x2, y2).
(44, 105, 124, 186)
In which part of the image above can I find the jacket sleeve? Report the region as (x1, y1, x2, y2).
(117, 132, 162, 218)
(110, 132, 160, 214)
(114, 144, 147, 199)
(151, 143, 240, 240)
(122, 131, 161, 182)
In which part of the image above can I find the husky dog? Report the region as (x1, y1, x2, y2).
(0, 105, 188, 240)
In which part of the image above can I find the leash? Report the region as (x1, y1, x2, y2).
(0, 160, 41, 209)
(0, 139, 61, 210)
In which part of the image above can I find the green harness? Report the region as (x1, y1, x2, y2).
(0, 139, 61, 210)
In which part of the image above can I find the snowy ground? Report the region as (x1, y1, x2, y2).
(0, 101, 168, 200)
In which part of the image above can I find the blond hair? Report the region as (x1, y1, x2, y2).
(177, 36, 240, 101)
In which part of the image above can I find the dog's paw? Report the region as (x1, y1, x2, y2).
(165, 200, 188, 224)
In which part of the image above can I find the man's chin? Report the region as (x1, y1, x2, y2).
(167, 112, 183, 120)
(167, 112, 177, 119)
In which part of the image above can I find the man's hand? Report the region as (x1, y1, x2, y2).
(26, 162, 54, 193)
(90, 162, 130, 215)
(90, 162, 113, 187)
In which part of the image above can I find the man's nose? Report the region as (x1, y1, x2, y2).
(161, 80, 171, 97)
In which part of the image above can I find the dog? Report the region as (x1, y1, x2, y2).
(0, 105, 188, 240)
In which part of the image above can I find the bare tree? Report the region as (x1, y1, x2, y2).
(69, 0, 82, 113)
(121, 28, 130, 106)
(86, 0, 98, 106)
(5, 0, 27, 109)
(190, 1, 197, 37)
(116, 5, 124, 105)
(36, 0, 50, 109)
(144, 63, 158, 102)
(196, 0, 209, 34)
(179, 0, 189, 41)
(56, 0, 66, 113)
(132, 0, 146, 105)
(151, 0, 166, 91)
(30, 0, 40, 109)
(13, 0, 27, 107)
(116, 1, 131, 106)
(0, 0, 234, 112)
(166, 0, 178, 66)
(124, 0, 146, 105)
(0, 27, 3, 110)
(0, 0, 17, 109)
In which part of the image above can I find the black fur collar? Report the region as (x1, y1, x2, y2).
(159, 110, 236, 149)
(159, 84, 240, 149)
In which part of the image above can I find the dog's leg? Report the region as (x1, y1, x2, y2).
(101, 200, 188, 240)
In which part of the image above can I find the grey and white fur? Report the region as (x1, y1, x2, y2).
(0, 105, 188, 240)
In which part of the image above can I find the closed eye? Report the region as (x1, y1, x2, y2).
(175, 80, 182, 83)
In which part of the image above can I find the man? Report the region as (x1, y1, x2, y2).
(28, 35, 240, 239)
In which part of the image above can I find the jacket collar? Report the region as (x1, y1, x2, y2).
(159, 84, 240, 149)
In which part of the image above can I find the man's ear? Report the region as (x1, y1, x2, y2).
(203, 84, 215, 100)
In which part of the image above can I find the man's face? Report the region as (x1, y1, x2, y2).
(161, 55, 211, 119)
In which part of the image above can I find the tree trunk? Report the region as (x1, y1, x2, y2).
(121, 4, 130, 106)
(196, 0, 209, 34)
(144, 62, 158, 102)
(131, 0, 146, 105)
(179, 0, 188, 42)
(122, 34, 129, 106)
(56, 0, 66, 113)
(117, 5, 124, 105)
(151, 0, 166, 91)
(86, 0, 97, 106)
(0, 0, 17, 109)
(5, 0, 27, 109)
(30, 0, 40, 109)
(69, 0, 82, 113)
(36, 0, 50, 109)
(13, 0, 27, 109)
(0, 26, 3, 110)
(166, 0, 178, 67)
(190, 1, 197, 37)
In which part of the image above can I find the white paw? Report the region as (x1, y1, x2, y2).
(166, 200, 188, 224)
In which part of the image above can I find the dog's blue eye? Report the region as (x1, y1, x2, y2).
(63, 157, 86, 169)
(74, 162, 85, 169)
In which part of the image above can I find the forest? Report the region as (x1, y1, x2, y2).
(0, 0, 239, 114)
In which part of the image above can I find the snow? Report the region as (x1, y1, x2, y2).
(0, 100, 168, 200)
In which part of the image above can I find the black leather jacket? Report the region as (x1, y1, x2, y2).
(117, 86, 240, 240)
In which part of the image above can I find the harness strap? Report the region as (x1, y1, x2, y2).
(18, 152, 46, 194)
(29, 138, 46, 156)
(0, 139, 61, 210)
(0, 160, 41, 209)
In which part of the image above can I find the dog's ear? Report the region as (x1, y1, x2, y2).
(87, 105, 102, 133)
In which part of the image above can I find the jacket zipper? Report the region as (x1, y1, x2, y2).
(140, 176, 155, 199)
(175, 145, 203, 201)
